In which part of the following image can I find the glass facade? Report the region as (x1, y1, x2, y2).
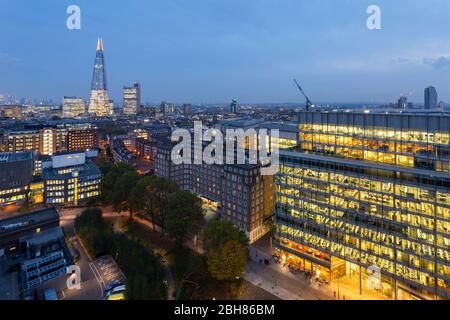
(275, 111, 450, 300)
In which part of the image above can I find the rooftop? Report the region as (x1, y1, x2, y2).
(43, 160, 101, 180)
(0, 207, 59, 235)
(22, 226, 64, 246)
(0, 152, 33, 163)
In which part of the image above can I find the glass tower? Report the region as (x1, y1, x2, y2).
(425, 86, 438, 110)
(88, 38, 112, 116)
(275, 111, 450, 300)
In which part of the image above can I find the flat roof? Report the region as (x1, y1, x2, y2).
(0, 207, 59, 235)
(0, 152, 33, 163)
(22, 227, 64, 246)
(299, 109, 450, 116)
(43, 160, 101, 180)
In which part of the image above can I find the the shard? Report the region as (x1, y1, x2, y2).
(88, 38, 112, 116)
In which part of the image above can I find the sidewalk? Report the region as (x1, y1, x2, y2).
(249, 245, 387, 300)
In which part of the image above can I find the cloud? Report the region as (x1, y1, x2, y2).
(423, 56, 450, 71)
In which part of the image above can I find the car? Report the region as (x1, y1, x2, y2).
(107, 292, 125, 300)
(105, 284, 126, 297)
(43, 288, 58, 300)
(105, 280, 124, 292)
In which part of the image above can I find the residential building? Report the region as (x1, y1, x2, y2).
(111, 139, 136, 165)
(6, 124, 97, 155)
(155, 137, 275, 243)
(67, 128, 99, 152)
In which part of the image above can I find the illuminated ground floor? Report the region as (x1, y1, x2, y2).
(274, 237, 446, 300)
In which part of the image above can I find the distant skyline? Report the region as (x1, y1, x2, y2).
(1, 0, 450, 104)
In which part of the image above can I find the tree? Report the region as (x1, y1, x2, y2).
(130, 176, 159, 230)
(100, 163, 140, 218)
(202, 220, 248, 256)
(154, 177, 179, 231)
(130, 176, 178, 231)
(75, 208, 167, 299)
(112, 170, 140, 218)
(207, 240, 248, 297)
(166, 190, 204, 247)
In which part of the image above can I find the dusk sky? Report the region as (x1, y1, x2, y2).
(1, 0, 450, 104)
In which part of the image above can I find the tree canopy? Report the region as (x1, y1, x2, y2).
(74, 208, 167, 300)
(202, 219, 248, 255)
(100, 163, 140, 217)
(130, 175, 178, 230)
(206, 240, 248, 282)
(166, 190, 204, 246)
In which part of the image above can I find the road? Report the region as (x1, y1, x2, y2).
(57, 208, 105, 300)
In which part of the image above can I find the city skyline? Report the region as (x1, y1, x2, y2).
(1, 0, 450, 104)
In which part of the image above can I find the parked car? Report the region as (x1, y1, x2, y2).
(105, 285, 126, 298)
(43, 288, 58, 300)
(107, 292, 125, 300)
(105, 280, 124, 292)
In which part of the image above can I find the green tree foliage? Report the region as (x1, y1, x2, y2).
(202, 220, 248, 256)
(112, 170, 140, 216)
(206, 240, 248, 282)
(100, 163, 140, 217)
(165, 190, 204, 247)
(75, 208, 167, 300)
(130, 176, 178, 230)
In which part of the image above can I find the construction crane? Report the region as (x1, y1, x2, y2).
(293, 79, 313, 111)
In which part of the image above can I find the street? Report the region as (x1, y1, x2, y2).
(34, 207, 105, 300)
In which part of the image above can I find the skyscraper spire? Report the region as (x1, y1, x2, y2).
(88, 38, 112, 116)
(96, 37, 103, 51)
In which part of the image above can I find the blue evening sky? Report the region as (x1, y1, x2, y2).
(1, 0, 450, 104)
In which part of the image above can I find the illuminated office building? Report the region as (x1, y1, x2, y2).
(123, 82, 141, 115)
(275, 111, 450, 300)
(43, 151, 101, 206)
(62, 97, 85, 118)
(88, 38, 112, 117)
(0, 152, 34, 210)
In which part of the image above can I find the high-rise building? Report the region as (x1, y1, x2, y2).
(183, 103, 192, 115)
(397, 96, 408, 109)
(62, 97, 85, 118)
(425, 86, 438, 110)
(161, 101, 174, 114)
(88, 38, 112, 117)
(123, 82, 141, 115)
(275, 110, 450, 300)
(230, 99, 238, 113)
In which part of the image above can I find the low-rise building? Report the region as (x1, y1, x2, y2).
(0, 207, 68, 298)
(0, 152, 34, 211)
(43, 151, 102, 206)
